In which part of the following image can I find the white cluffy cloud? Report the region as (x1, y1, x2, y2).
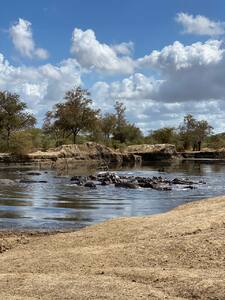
(2, 14, 225, 133)
(70, 28, 134, 74)
(9, 18, 49, 59)
(112, 41, 134, 55)
(0, 53, 82, 122)
(176, 12, 225, 36)
(137, 39, 225, 102)
(91, 37, 225, 132)
(138, 40, 224, 71)
(91, 73, 225, 133)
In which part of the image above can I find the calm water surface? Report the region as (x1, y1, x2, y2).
(0, 160, 225, 231)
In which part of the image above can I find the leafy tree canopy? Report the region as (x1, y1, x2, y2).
(0, 91, 36, 149)
(44, 87, 100, 144)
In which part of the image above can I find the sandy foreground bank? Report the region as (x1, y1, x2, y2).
(0, 196, 225, 299)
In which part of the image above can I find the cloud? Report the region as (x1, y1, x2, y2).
(91, 75, 225, 133)
(137, 39, 225, 102)
(138, 40, 224, 71)
(9, 18, 49, 59)
(91, 73, 159, 103)
(35, 48, 49, 60)
(91, 74, 174, 132)
(91, 37, 225, 132)
(111, 42, 134, 55)
(176, 12, 225, 36)
(0, 53, 82, 123)
(70, 28, 134, 74)
(3, 20, 225, 133)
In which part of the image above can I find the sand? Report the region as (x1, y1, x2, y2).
(0, 195, 225, 299)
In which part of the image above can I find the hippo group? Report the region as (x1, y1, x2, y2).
(70, 172, 205, 191)
(0, 171, 205, 191)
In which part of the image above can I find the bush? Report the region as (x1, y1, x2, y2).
(9, 132, 34, 155)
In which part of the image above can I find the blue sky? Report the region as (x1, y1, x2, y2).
(1, 0, 225, 132)
(1, 0, 223, 62)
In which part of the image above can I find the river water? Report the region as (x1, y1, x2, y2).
(0, 160, 225, 231)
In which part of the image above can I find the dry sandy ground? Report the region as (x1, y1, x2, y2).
(0, 196, 225, 299)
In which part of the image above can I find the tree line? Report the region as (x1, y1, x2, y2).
(42, 87, 143, 147)
(0, 87, 222, 154)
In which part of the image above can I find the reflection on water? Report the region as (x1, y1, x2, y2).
(0, 160, 225, 231)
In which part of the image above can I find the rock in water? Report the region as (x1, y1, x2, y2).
(70, 176, 87, 186)
(26, 172, 42, 176)
(172, 178, 194, 185)
(84, 182, 97, 189)
(115, 181, 139, 189)
(101, 180, 111, 186)
(19, 179, 47, 184)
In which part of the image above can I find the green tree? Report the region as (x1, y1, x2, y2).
(44, 87, 100, 144)
(9, 131, 34, 155)
(179, 114, 196, 150)
(101, 113, 117, 141)
(147, 127, 177, 144)
(112, 101, 143, 144)
(43, 111, 65, 146)
(121, 123, 143, 144)
(112, 101, 125, 142)
(205, 133, 225, 149)
(114, 101, 126, 128)
(113, 101, 127, 143)
(0, 91, 36, 149)
(179, 114, 213, 150)
(196, 120, 213, 151)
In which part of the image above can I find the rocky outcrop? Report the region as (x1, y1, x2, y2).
(0, 142, 140, 170)
(126, 144, 178, 163)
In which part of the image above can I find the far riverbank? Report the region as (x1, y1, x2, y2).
(1, 143, 225, 171)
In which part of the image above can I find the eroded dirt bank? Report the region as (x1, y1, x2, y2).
(0, 143, 179, 170)
(0, 196, 225, 299)
(0, 142, 140, 170)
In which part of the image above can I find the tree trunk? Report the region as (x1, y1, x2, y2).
(6, 129, 10, 150)
(193, 142, 197, 151)
(198, 141, 201, 151)
(73, 133, 77, 144)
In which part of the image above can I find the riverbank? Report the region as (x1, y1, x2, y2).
(2, 143, 225, 170)
(0, 195, 225, 299)
(0, 142, 140, 170)
(0, 143, 178, 170)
